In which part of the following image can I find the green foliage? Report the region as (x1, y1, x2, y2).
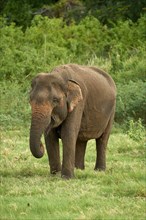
(63, 16, 108, 60)
(1, 0, 33, 29)
(1, 14, 145, 80)
(83, 0, 146, 24)
(0, 81, 30, 128)
(0, 0, 57, 28)
(1, 0, 146, 29)
(48, 0, 86, 24)
(0, 16, 67, 81)
(112, 49, 146, 83)
(0, 14, 146, 124)
(127, 119, 145, 142)
(0, 19, 25, 80)
(108, 15, 146, 79)
(116, 81, 146, 123)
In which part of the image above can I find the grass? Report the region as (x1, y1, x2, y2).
(0, 123, 145, 220)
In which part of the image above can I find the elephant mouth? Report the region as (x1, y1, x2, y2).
(45, 116, 55, 135)
(45, 114, 62, 135)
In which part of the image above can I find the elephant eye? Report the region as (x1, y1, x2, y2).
(52, 97, 60, 104)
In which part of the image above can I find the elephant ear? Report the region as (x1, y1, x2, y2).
(67, 80, 83, 112)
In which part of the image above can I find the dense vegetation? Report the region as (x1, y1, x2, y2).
(1, 0, 146, 28)
(0, 1, 146, 219)
(0, 9, 146, 125)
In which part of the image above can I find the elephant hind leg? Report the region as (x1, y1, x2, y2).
(75, 140, 87, 170)
(94, 112, 115, 171)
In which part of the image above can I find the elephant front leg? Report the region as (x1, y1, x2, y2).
(61, 105, 83, 179)
(44, 129, 61, 174)
(75, 140, 87, 170)
(61, 124, 80, 178)
(61, 132, 76, 179)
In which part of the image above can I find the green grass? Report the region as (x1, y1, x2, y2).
(0, 124, 145, 220)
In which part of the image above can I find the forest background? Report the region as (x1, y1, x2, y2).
(0, 0, 146, 127)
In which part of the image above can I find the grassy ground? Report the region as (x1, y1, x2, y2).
(0, 123, 145, 220)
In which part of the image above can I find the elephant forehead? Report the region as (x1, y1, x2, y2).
(37, 89, 48, 99)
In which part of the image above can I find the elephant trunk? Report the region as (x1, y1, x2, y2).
(29, 127, 44, 158)
(29, 116, 51, 158)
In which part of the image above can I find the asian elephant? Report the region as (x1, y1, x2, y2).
(29, 64, 116, 179)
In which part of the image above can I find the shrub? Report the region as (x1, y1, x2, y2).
(0, 81, 30, 127)
(116, 81, 146, 124)
(127, 119, 145, 142)
(110, 48, 146, 83)
(0, 14, 145, 82)
(0, 15, 146, 125)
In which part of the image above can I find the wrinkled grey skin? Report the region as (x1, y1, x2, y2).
(29, 64, 116, 179)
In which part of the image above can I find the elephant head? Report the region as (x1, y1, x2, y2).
(29, 73, 83, 158)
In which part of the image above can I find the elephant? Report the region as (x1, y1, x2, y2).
(29, 64, 116, 179)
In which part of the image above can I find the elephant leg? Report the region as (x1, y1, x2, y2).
(44, 129, 61, 174)
(75, 140, 87, 170)
(95, 136, 107, 171)
(94, 113, 114, 171)
(61, 129, 76, 179)
(61, 106, 83, 179)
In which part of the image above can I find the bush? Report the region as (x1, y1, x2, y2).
(113, 49, 146, 83)
(0, 16, 69, 81)
(0, 81, 30, 127)
(0, 15, 146, 125)
(1, 14, 145, 82)
(127, 118, 145, 142)
(109, 15, 146, 81)
(116, 81, 146, 124)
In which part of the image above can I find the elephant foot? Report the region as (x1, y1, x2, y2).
(94, 166, 106, 172)
(61, 175, 72, 180)
(75, 163, 85, 170)
(61, 168, 74, 179)
(51, 170, 61, 175)
(50, 164, 62, 175)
